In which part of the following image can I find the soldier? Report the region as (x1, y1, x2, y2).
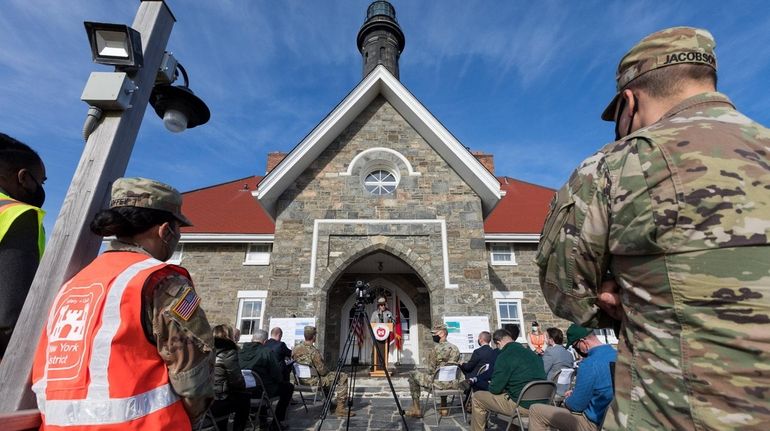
(292, 325, 355, 417)
(405, 323, 461, 418)
(370, 296, 393, 323)
(31, 177, 214, 429)
(536, 27, 770, 430)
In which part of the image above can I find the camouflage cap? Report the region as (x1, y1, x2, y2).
(566, 324, 593, 347)
(110, 177, 193, 227)
(601, 26, 717, 121)
(304, 325, 317, 339)
(432, 323, 448, 333)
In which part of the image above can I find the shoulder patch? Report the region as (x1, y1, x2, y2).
(172, 287, 201, 321)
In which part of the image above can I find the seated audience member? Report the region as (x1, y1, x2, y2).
(460, 330, 499, 392)
(470, 327, 546, 431)
(292, 325, 355, 417)
(264, 326, 293, 382)
(405, 324, 462, 418)
(529, 321, 546, 355)
(210, 324, 250, 431)
(528, 325, 617, 431)
(542, 327, 574, 381)
(239, 329, 294, 428)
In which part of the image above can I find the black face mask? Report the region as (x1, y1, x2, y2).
(574, 343, 588, 358)
(24, 175, 45, 208)
(432, 335, 441, 343)
(613, 95, 638, 141)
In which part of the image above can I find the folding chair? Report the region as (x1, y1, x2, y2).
(550, 367, 575, 406)
(246, 370, 281, 431)
(464, 363, 490, 412)
(496, 380, 556, 431)
(424, 364, 467, 426)
(196, 409, 231, 431)
(291, 362, 326, 412)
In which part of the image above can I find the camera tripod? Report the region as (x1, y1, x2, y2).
(315, 301, 409, 431)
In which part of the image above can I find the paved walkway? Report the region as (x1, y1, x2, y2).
(271, 375, 513, 431)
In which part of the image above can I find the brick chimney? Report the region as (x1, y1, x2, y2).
(266, 151, 287, 174)
(471, 151, 494, 174)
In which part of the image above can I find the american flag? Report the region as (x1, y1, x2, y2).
(352, 314, 365, 346)
(172, 288, 201, 321)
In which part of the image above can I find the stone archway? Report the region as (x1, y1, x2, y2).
(317, 235, 444, 295)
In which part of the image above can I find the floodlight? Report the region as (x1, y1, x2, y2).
(149, 63, 210, 133)
(84, 21, 144, 71)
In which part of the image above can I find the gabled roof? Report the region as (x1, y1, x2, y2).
(178, 175, 553, 238)
(255, 65, 503, 218)
(484, 177, 555, 235)
(180, 176, 274, 234)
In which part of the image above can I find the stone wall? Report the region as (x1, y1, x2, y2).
(487, 243, 572, 333)
(180, 243, 272, 329)
(266, 96, 494, 363)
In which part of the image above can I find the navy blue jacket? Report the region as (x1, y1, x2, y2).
(461, 344, 499, 390)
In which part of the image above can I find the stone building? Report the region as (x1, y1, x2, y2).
(177, 2, 601, 366)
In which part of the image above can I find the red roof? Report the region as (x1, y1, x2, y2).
(483, 177, 555, 234)
(180, 176, 275, 234)
(180, 175, 554, 235)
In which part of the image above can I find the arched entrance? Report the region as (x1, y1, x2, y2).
(323, 250, 431, 367)
(339, 278, 419, 365)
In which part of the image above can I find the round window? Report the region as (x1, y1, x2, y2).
(364, 169, 397, 195)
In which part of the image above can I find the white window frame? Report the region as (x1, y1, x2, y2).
(489, 243, 516, 266)
(167, 244, 183, 265)
(244, 243, 272, 266)
(493, 291, 526, 343)
(235, 290, 267, 343)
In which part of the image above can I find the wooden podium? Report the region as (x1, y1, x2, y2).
(370, 323, 392, 377)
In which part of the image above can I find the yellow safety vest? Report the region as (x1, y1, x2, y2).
(0, 191, 45, 258)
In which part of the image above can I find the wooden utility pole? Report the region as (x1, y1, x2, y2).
(0, 0, 175, 412)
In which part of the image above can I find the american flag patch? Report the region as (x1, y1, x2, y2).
(172, 288, 201, 321)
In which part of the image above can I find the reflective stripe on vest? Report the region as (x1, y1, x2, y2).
(33, 257, 181, 427)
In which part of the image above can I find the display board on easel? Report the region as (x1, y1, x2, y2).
(443, 316, 491, 354)
(269, 317, 316, 348)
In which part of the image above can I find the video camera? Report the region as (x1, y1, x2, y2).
(354, 280, 375, 304)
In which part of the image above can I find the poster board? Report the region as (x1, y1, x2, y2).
(443, 316, 491, 354)
(268, 317, 316, 348)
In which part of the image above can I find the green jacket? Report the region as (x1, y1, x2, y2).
(239, 341, 283, 396)
(489, 341, 545, 408)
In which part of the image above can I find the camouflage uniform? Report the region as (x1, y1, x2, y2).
(292, 341, 349, 406)
(408, 339, 461, 400)
(537, 27, 770, 430)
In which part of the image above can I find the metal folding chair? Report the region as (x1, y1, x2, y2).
(496, 380, 556, 431)
(291, 362, 326, 413)
(464, 363, 490, 413)
(246, 370, 281, 431)
(424, 364, 467, 426)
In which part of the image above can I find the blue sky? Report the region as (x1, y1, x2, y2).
(2, 1, 769, 234)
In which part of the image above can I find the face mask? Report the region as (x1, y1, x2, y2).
(162, 224, 180, 262)
(23, 174, 46, 207)
(614, 95, 638, 141)
(477, 340, 482, 347)
(432, 335, 441, 343)
(531, 326, 538, 333)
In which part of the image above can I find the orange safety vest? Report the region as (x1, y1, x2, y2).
(31, 252, 192, 430)
(530, 332, 546, 354)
